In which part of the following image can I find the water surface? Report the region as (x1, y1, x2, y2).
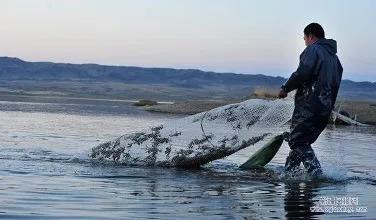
(0, 96, 375, 219)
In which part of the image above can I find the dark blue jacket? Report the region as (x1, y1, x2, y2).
(282, 38, 343, 147)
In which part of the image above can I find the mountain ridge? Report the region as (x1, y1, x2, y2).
(0, 56, 375, 101)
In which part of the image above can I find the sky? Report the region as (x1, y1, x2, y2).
(0, 0, 375, 82)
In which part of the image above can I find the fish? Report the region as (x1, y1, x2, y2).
(89, 97, 294, 168)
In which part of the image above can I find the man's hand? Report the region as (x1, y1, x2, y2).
(278, 89, 288, 99)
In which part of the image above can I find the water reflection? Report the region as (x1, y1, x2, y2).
(284, 181, 324, 219)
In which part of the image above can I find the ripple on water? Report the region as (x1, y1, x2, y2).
(0, 100, 375, 219)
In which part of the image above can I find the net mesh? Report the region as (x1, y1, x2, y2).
(90, 94, 295, 167)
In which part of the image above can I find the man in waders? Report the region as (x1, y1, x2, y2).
(278, 23, 343, 176)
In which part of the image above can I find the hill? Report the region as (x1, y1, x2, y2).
(0, 56, 375, 101)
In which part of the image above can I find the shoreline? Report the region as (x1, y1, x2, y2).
(0, 93, 174, 104)
(0, 93, 375, 125)
(143, 99, 376, 125)
(143, 100, 239, 115)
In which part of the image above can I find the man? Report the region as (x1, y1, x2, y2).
(278, 23, 343, 176)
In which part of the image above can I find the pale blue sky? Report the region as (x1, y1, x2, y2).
(1, 0, 375, 81)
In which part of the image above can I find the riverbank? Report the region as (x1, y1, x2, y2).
(336, 100, 376, 125)
(1, 92, 375, 125)
(144, 99, 376, 125)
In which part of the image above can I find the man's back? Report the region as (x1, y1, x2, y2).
(313, 39, 343, 116)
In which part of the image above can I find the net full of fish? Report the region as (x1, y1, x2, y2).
(90, 94, 295, 168)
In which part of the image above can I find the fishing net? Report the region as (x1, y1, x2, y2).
(90, 94, 295, 167)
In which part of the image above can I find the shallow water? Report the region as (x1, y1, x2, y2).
(0, 96, 375, 219)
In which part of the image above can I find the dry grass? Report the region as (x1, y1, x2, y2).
(252, 87, 279, 99)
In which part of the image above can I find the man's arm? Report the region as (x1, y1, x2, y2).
(280, 45, 320, 94)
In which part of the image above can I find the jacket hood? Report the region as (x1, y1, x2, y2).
(316, 38, 337, 55)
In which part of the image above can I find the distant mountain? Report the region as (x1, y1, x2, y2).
(0, 56, 285, 87)
(0, 56, 375, 101)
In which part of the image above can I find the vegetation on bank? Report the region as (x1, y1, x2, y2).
(252, 87, 279, 99)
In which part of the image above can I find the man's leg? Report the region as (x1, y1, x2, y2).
(285, 148, 302, 172)
(285, 144, 322, 176)
(286, 115, 326, 176)
(300, 145, 322, 176)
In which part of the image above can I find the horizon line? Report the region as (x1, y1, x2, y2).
(1, 55, 374, 83)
